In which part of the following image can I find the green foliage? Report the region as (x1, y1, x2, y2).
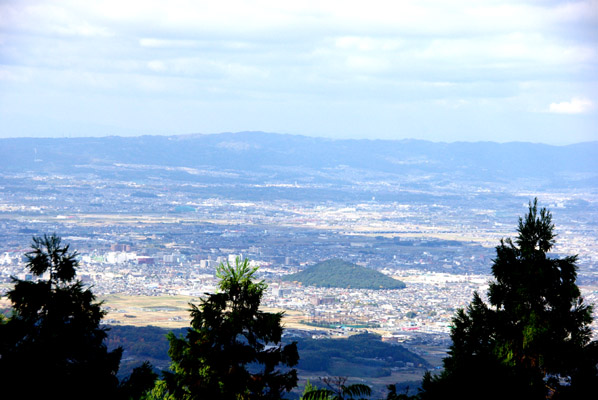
(141, 380, 176, 400)
(161, 258, 299, 399)
(301, 380, 325, 400)
(302, 377, 371, 400)
(282, 259, 405, 290)
(420, 199, 597, 399)
(0, 234, 123, 400)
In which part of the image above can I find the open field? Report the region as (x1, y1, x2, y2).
(99, 294, 316, 331)
(100, 294, 197, 328)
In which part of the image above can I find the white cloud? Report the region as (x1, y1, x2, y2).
(0, 2, 113, 37)
(1, 0, 597, 142)
(345, 55, 390, 73)
(139, 38, 199, 48)
(334, 37, 403, 52)
(549, 98, 594, 114)
(147, 60, 168, 72)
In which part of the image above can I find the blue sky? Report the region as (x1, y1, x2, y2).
(0, 0, 596, 143)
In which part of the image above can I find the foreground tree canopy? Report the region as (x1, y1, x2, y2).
(160, 258, 299, 399)
(302, 376, 372, 400)
(420, 199, 597, 399)
(0, 234, 123, 400)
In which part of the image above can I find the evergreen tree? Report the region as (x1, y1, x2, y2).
(301, 380, 326, 400)
(0, 234, 123, 400)
(162, 258, 299, 399)
(301, 376, 371, 400)
(420, 199, 597, 399)
(489, 199, 596, 397)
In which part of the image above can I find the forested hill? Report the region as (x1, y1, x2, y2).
(282, 259, 406, 290)
(1, 132, 596, 191)
(105, 325, 427, 390)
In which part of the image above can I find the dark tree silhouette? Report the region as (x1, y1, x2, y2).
(385, 383, 416, 400)
(161, 258, 299, 399)
(420, 199, 597, 399)
(118, 361, 159, 400)
(0, 234, 123, 400)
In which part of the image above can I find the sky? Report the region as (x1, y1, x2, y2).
(0, 0, 597, 144)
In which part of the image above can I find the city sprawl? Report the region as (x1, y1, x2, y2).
(1, 135, 597, 384)
(1, 170, 597, 344)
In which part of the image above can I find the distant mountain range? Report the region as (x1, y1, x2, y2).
(282, 259, 406, 290)
(1, 132, 596, 191)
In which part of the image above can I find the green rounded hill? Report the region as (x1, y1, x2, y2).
(282, 259, 405, 290)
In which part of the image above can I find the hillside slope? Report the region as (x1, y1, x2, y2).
(282, 259, 405, 290)
(1, 132, 596, 191)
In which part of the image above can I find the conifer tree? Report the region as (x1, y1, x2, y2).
(301, 376, 371, 400)
(162, 258, 299, 399)
(0, 234, 123, 400)
(420, 199, 597, 399)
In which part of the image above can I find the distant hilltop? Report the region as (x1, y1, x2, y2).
(1, 131, 596, 192)
(282, 259, 406, 290)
